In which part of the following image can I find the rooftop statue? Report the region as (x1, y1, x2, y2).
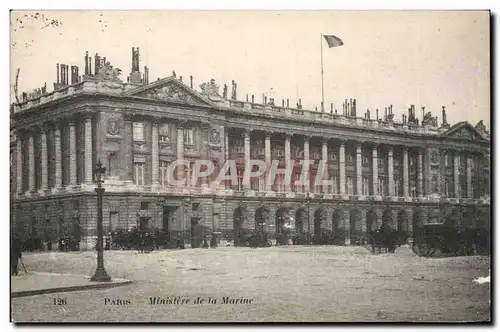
(97, 60, 122, 83)
(422, 111, 437, 127)
(200, 79, 222, 101)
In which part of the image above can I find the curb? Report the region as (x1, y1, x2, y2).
(12, 280, 133, 298)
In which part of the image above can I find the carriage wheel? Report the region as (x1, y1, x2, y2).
(418, 243, 437, 257)
(412, 242, 437, 257)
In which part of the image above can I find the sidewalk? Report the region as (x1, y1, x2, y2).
(11, 271, 133, 298)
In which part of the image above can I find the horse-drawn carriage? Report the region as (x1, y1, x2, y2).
(412, 223, 489, 257)
(367, 224, 408, 253)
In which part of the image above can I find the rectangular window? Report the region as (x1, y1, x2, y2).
(363, 155, 370, 164)
(394, 179, 400, 196)
(347, 177, 353, 195)
(259, 176, 265, 192)
(184, 128, 195, 145)
(133, 122, 145, 141)
(347, 154, 353, 163)
(378, 178, 385, 196)
(134, 163, 145, 186)
(159, 124, 170, 142)
(362, 177, 369, 195)
(444, 180, 450, 197)
(140, 202, 149, 210)
(331, 176, 338, 194)
(159, 161, 169, 187)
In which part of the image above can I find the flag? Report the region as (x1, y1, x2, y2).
(323, 35, 344, 48)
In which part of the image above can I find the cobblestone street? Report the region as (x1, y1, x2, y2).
(11, 246, 490, 322)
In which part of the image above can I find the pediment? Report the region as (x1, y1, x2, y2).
(124, 77, 212, 107)
(440, 122, 487, 141)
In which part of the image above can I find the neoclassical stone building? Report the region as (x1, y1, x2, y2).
(10, 49, 491, 249)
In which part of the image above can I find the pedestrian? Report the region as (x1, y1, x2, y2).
(11, 237, 22, 276)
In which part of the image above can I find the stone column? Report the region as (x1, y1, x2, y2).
(28, 133, 35, 193)
(224, 130, 229, 162)
(40, 127, 48, 191)
(403, 147, 409, 197)
(68, 121, 77, 186)
(265, 133, 272, 191)
(151, 121, 160, 186)
(176, 125, 185, 185)
(339, 141, 346, 195)
(321, 138, 329, 193)
(243, 130, 251, 190)
(454, 153, 460, 198)
(388, 146, 394, 196)
(123, 120, 134, 184)
(356, 143, 362, 195)
(53, 127, 63, 190)
(200, 125, 210, 188)
(284, 134, 291, 192)
(417, 150, 424, 197)
(372, 144, 378, 196)
(84, 116, 93, 185)
(466, 156, 473, 198)
(303, 136, 310, 192)
(16, 135, 23, 195)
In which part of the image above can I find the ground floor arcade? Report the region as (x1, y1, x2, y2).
(11, 193, 491, 250)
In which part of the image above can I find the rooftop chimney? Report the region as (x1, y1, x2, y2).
(441, 105, 449, 128)
(231, 80, 237, 100)
(190, 76, 193, 89)
(84, 51, 89, 75)
(56, 63, 60, 85)
(223, 84, 228, 99)
(95, 53, 100, 76)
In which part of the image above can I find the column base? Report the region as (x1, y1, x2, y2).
(24, 190, 36, 197)
(90, 267, 112, 282)
(345, 237, 351, 245)
(66, 185, 81, 192)
(51, 187, 66, 194)
(37, 188, 51, 196)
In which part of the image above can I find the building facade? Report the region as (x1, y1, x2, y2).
(10, 50, 491, 249)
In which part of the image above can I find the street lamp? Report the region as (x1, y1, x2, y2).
(90, 160, 111, 282)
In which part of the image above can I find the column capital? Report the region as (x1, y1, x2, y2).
(303, 135, 311, 142)
(200, 122, 211, 132)
(31, 122, 51, 133)
(176, 120, 190, 129)
(150, 116, 162, 125)
(81, 110, 96, 120)
(321, 137, 329, 144)
(264, 132, 272, 140)
(241, 129, 252, 139)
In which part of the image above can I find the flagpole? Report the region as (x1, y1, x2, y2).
(320, 33, 325, 112)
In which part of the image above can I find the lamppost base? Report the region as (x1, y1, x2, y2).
(90, 268, 112, 282)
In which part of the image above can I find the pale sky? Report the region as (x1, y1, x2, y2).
(10, 10, 490, 128)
